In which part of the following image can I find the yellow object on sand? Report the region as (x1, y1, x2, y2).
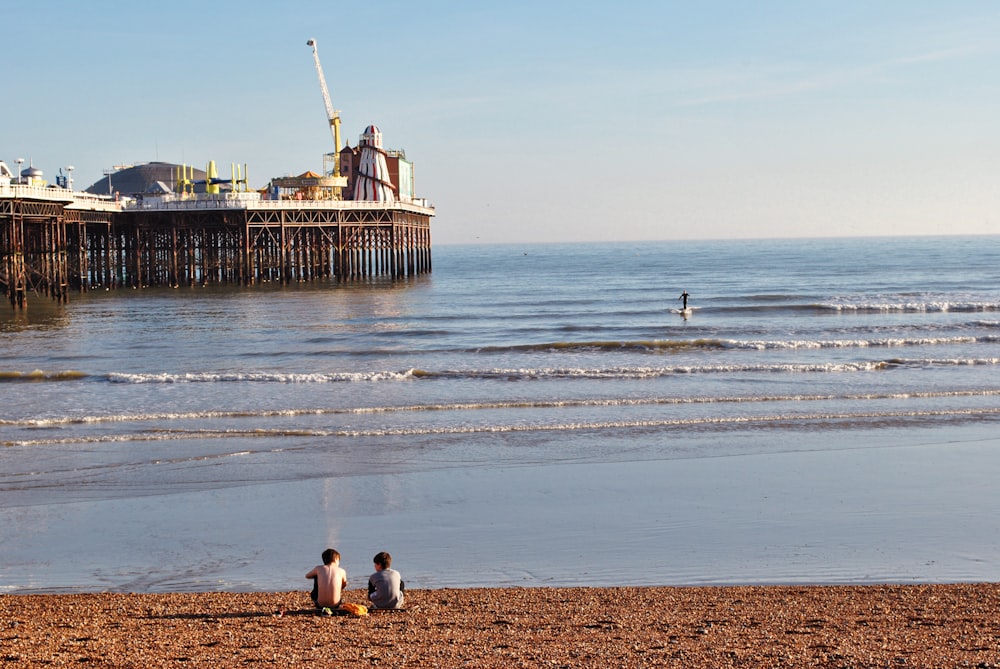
(340, 602, 368, 617)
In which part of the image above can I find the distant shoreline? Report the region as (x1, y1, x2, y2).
(3, 583, 999, 666)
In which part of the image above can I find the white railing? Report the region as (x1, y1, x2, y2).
(247, 199, 435, 215)
(0, 182, 121, 211)
(0, 183, 74, 201)
(0, 182, 433, 216)
(126, 196, 434, 216)
(65, 193, 121, 211)
(123, 191, 259, 211)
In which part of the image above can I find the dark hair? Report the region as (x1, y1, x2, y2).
(322, 548, 340, 565)
(373, 551, 392, 569)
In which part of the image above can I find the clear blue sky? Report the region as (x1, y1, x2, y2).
(3, 1, 998, 244)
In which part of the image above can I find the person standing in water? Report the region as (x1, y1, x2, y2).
(679, 291, 690, 310)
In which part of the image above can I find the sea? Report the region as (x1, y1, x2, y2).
(2, 235, 1000, 594)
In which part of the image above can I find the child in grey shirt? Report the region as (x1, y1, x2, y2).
(367, 551, 405, 609)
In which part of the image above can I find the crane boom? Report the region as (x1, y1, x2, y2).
(306, 38, 342, 177)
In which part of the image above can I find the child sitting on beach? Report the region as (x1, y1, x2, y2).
(367, 551, 405, 610)
(306, 548, 347, 610)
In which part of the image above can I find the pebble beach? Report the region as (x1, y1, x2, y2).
(3, 583, 1000, 667)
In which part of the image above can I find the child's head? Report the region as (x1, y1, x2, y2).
(322, 548, 340, 565)
(373, 551, 392, 570)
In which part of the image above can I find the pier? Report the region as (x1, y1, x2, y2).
(0, 182, 433, 307)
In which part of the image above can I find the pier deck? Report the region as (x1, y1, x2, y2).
(0, 184, 432, 307)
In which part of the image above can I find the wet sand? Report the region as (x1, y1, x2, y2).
(3, 584, 1000, 667)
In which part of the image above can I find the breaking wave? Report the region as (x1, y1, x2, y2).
(5, 388, 1000, 430)
(0, 370, 91, 382)
(474, 333, 1000, 354)
(107, 370, 418, 384)
(5, 355, 999, 387)
(6, 405, 1000, 448)
(817, 301, 1000, 313)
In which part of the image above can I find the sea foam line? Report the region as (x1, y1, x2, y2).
(417, 358, 1000, 380)
(5, 351, 1000, 387)
(106, 370, 415, 384)
(5, 389, 1000, 428)
(717, 335, 998, 350)
(106, 358, 1000, 384)
(6, 406, 1000, 448)
(476, 334, 1000, 353)
(818, 301, 1000, 313)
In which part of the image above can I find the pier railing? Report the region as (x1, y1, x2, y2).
(124, 194, 434, 216)
(1, 182, 433, 216)
(0, 183, 120, 211)
(0, 183, 75, 202)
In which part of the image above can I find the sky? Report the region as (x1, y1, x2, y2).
(2, 1, 998, 245)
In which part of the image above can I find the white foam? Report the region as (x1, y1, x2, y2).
(821, 300, 1000, 313)
(107, 370, 417, 384)
(7, 388, 1000, 430)
(8, 405, 1000, 448)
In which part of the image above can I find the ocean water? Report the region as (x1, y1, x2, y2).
(2, 236, 1000, 594)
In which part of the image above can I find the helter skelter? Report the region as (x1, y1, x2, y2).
(353, 125, 396, 202)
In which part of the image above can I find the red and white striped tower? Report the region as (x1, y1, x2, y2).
(353, 124, 395, 201)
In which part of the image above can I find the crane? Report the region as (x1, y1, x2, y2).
(306, 38, 345, 182)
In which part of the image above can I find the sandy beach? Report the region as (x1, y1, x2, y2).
(3, 584, 1000, 667)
